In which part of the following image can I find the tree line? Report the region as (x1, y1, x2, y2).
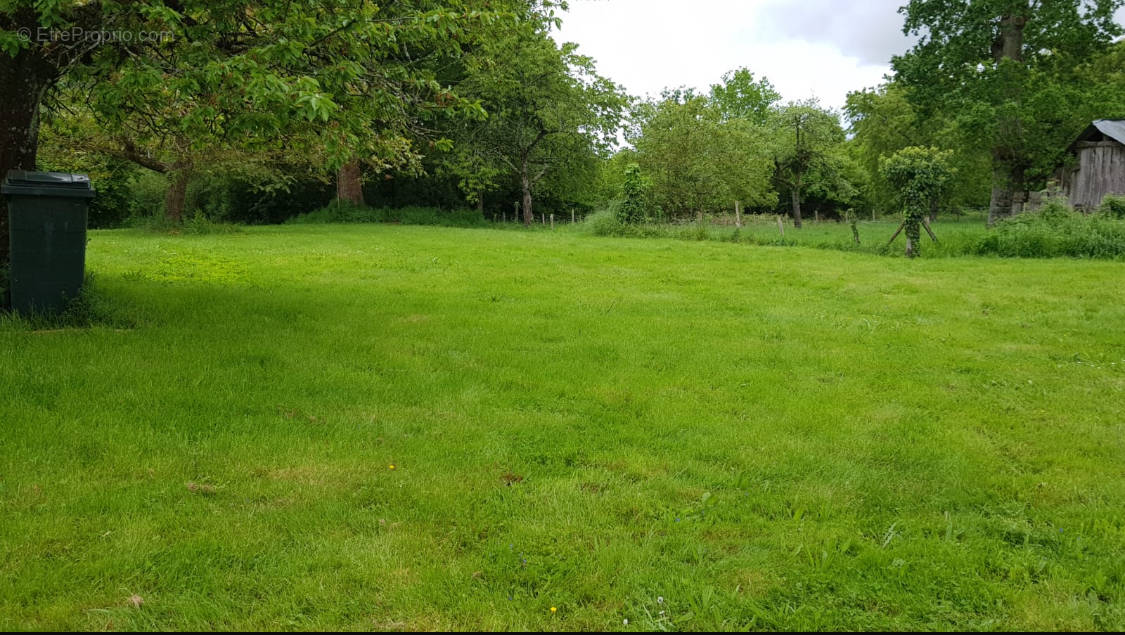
(2, 0, 1125, 275)
(1, 1, 623, 258)
(612, 0, 1125, 226)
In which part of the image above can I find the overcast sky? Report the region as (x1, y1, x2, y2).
(554, 0, 1125, 112)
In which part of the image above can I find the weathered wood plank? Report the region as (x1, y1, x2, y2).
(1064, 142, 1125, 210)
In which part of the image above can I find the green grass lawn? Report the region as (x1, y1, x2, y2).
(2, 224, 1124, 630)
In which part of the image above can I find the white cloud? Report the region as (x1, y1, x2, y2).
(555, 0, 1125, 112)
(753, 0, 915, 66)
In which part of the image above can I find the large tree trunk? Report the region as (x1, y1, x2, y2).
(164, 167, 191, 224)
(0, 49, 56, 272)
(988, 162, 1026, 226)
(987, 12, 1029, 226)
(337, 160, 364, 206)
(790, 173, 804, 229)
(520, 158, 533, 226)
(993, 15, 1027, 63)
(988, 168, 1011, 226)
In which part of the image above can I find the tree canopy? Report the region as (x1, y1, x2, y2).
(893, 0, 1125, 223)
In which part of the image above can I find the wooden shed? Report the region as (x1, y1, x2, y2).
(1059, 120, 1125, 211)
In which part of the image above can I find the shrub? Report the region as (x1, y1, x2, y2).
(1099, 195, 1125, 219)
(192, 173, 335, 225)
(130, 171, 169, 219)
(187, 173, 241, 222)
(182, 213, 243, 235)
(87, 159, 139, 228)
(586, 209, 627, 236)
(583, 209, 680, 239)
(37, 154, 138, 228)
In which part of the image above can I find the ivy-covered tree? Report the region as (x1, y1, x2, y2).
(617, 163, 654, 224)
(881, 146, 954, 257)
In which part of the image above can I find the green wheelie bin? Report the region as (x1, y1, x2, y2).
(2, 171, 95, 314)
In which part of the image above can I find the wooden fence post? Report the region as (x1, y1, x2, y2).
(777, 215, 785, 237)
(550, 214, 555, 230)
(735, 201, 742, 228)
(922, 218, 940, 243)
(885, 220, 906, 247)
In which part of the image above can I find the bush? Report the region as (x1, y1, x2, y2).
(182, 214, 243, 235)
(188, 173, 241, 221)
(583, 209, 678, 239)
(87, 159, 139, 228)
(288, 202, 488, 228)
(191, 173, 335, 225)
(130, 171, 169, 219)
(586, 209, 626, 236)
(974, 198, 1125, 259)
(1099, 195, 1125, 219)
(127, 170, 337, 226)
(37, 155, 138, 228)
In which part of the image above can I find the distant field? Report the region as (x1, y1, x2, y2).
(709, 212, 992, 256)
(1, 224, 1123, 630)
(579, 210, 1125, 260)
(574, 211, 992, 257)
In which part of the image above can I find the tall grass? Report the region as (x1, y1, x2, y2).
(974, 198, 1125, 259)
(584, 201, 1125, 260)
(581, 209, 985, 257)
(127, 212, 244, 236)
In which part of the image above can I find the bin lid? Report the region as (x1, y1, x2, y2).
(1, 170, 95, 198)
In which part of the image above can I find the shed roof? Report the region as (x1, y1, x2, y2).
(1070, 119, 1125, 150)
